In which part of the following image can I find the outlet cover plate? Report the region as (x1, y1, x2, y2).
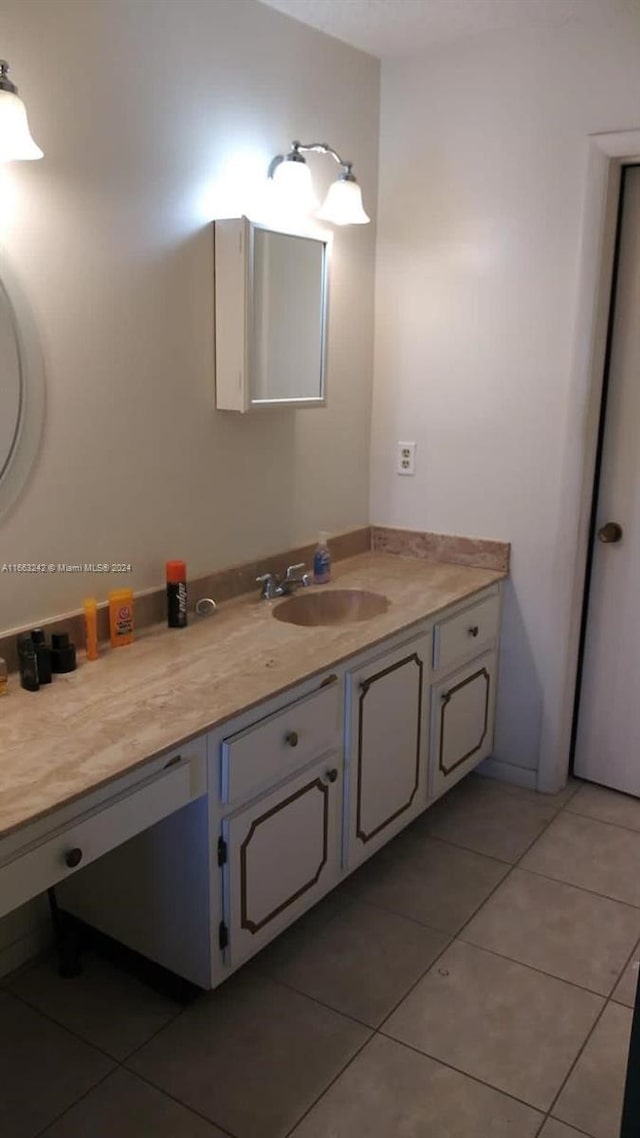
(397, 441, 416, 476)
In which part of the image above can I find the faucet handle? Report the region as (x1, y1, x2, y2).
(285, 562, 306, 580)
(256, 573, 276, 599)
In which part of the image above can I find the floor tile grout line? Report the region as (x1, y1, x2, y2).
(564, 804, 640, 839)
(518, 863, 640, 910)
(373, 838, 529, 1032)
(118, 1064, 239, 1138)
(371, 1029, 550, 1119)
(454, 933, 621, 1001)
(231, 961, 402, 1032)
(542, 995, 613, 1129)
(31, 1066, 118, 1138)
(279, 1030, 375, 1138)
(4, 983, 129, 1067)
(509, 863, 640, 915)
(354, 783, 621, 1130)
(609, 934, 640, 1006)
(6, 970, 189, 1067)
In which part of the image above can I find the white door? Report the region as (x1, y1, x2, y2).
(575, 165, 640, 794)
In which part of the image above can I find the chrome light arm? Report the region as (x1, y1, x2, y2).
(268, 140, 355, 181)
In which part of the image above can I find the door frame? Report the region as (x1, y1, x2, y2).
(539, 129, 640, 793)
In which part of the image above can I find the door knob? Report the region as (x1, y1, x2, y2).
(597, 522, 623, 544)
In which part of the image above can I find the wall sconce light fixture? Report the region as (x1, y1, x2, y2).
(268, 141, 369, 225)
(0, 60, 43, 161)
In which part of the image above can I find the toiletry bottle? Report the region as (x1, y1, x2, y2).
(17, 632, 39, 691)
(313, 532, 332, 584)
(50, 632, 77, 673)
(166, 560, 187, 628)
(109, 588, 134, 647)
(0, 656, 7, 695)
(83, 598, 99, 661)
(30, 628, 52, 684)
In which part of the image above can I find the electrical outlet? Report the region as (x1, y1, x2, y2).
(397, 441, 416, 476)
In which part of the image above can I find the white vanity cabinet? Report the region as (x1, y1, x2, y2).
(430, 588, 501, 799)
(344, 630, 431, 870)
(48, 582, 502, 991)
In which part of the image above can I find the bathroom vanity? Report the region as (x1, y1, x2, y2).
(0, 553, 503, 989)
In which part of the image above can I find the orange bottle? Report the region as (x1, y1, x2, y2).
(83, 598, 99, 661)
(108, 588, 134, 647)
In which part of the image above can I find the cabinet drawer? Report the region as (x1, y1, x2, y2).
(0, 749, 206, 920)
(433, 592, 500, 673)
(221, 677, 341, 806)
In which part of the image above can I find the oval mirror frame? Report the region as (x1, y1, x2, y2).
(0, 253, 45, 524)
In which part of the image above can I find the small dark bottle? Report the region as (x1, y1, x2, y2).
(30, 628, 52, 684)
(50, 632, 77, 673)
(166, 560, 187, 628)
(17, 632, 39, 691)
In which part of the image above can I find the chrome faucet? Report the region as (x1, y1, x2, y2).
(256, 563, 311, 600)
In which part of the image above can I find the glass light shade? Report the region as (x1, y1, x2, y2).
(317, 178, 370, 225)
(272, 157, 318, 212)
(0, 90, 43, 160)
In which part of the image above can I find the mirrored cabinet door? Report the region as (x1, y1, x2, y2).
(214, 218, 329, 412)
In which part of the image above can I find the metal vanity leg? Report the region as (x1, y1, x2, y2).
(47, 887, 83, 978)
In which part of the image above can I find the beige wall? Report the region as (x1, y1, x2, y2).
(0, 0, 379, 632)
(371, 8, 640, 787)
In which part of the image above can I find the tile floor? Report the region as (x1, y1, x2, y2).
(2, 773, 638, 1138)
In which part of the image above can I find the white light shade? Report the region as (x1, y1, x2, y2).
(0, 90, 42, 161)
(317, 178, 370, 225)
(272, 158, 318, 212)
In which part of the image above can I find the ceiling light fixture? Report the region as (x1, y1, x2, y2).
(0, 60, 43, 161)
(268, 141, 369, 225)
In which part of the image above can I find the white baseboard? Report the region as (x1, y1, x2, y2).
(478, 757, 538, 791)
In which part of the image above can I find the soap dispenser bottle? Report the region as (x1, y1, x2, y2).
(313, 532, 332, 585)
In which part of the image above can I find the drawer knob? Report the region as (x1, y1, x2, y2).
(64, 847, 83, 869)
(325, 768, 339, 784)
(285, 730, 299, 748)
(468, 625, 479, 637)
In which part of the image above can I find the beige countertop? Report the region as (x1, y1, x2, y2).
(0, 553, 505, 840)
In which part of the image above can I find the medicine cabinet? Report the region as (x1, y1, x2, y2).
(214, 218, 329, 412)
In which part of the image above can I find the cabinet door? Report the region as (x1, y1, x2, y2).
(346, 632, 431, 869)
(221, 756, 342, 969)
(431, 651, 496, 799)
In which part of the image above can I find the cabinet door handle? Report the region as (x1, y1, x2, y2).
(64, 847, 83, 869)
(324, 768, 339, 784)
(468, 625, 479, 637)
(285, 730, 299, 747)
(163, 753, 182, 769)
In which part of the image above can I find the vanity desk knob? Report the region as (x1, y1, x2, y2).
(285, 730, 299, 748)
(64, 847, 83, 869)
(468, 625, 479, 638)
(324, 768, 339, 784)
